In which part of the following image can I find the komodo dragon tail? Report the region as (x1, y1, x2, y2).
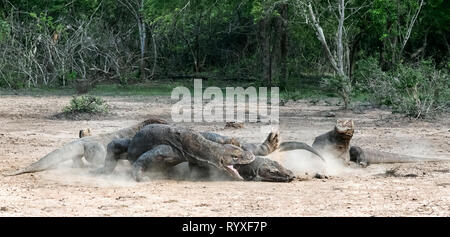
(3, 140, 84, 176)
(278, 141, 325, 161)
(350, 146, 449, 164)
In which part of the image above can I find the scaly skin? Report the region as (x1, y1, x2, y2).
(94, 127, 303, 182)
(82, 125, 296, 182)
(350, 146, 449, 167)
(309, 121, 448, 167)
(160, 129, 323, 182)
(147, 130, 317, 182)
(4, 117, 167, 176)
(190, 131, 297, 182)
(235, 157, 295, 182)
(312, 120, 354, 163)
(19, 118, 317, 182)
(93, 124, 256, 181)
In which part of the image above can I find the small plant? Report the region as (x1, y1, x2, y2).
(62, 95, 109, 115)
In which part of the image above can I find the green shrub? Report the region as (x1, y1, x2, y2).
(354, 57, 396, 106)
(391, 61, 449, 118)
(354, 58, 449, 118)
(63, 95, 109, 115)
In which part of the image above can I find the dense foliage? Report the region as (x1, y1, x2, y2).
(0, 0, 448, 116)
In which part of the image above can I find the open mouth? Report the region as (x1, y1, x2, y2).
(223, 163, 243, 180)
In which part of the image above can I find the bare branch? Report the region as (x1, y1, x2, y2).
(400, 0, 424, 54)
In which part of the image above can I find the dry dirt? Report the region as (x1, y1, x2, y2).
(0, 95, 449, 216)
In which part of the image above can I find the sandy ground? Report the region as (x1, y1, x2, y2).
(0, 95, 449, 216)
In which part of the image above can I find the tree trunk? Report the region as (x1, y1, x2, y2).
(336, 0, 345, 76)
(279, 3, 288, 89)
(400, 0, 424, 56)
(150, 29, 157, 79)
(260, 18, 272, 87)
(349, 32, 362, 81)
(306, 1, 349, 108)
(138, 17, 146, 81)
(306, 2, 340, 75)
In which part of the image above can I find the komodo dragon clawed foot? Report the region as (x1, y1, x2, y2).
(263, 131, 280, 153)
(349, 146, 368, 167)
(131, 167, 151, 182)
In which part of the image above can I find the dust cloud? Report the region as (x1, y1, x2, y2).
(46, 160, 138, 187)
(268, 150, 357, 176)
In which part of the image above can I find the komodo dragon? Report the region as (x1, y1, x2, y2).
(202, 131, 324, 160)
(349, 146, 449, 167)
(92, 124, 256, 181)
(165, 130, 321, 182)
(4, 117, 168, 176)
(22, 120, 318, 182)
(235, 157, 295, 182)
(284, 119, 448, 167)
(311, 119, 354, 163)
(277, 119, 354, 163)
(273, 120, 351, 164)
(311, 120, 448, 166)
(99, 126, 321, 182)
(92, 124, 312, 182)
(193, 131, 299, 182)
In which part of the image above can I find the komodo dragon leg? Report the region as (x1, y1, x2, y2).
(93, 141, 183, 182)
(91, 138, 131, 175)
(92, 133, 230, 176)
(131, 145, 183, 182)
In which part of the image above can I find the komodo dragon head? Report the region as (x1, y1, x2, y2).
(234, 157, 295, 182)
(331, 120, 354, 161)
(79, 128, 91, 138)
(219, 144, 255, 180)
(335, 119, 354, 138)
